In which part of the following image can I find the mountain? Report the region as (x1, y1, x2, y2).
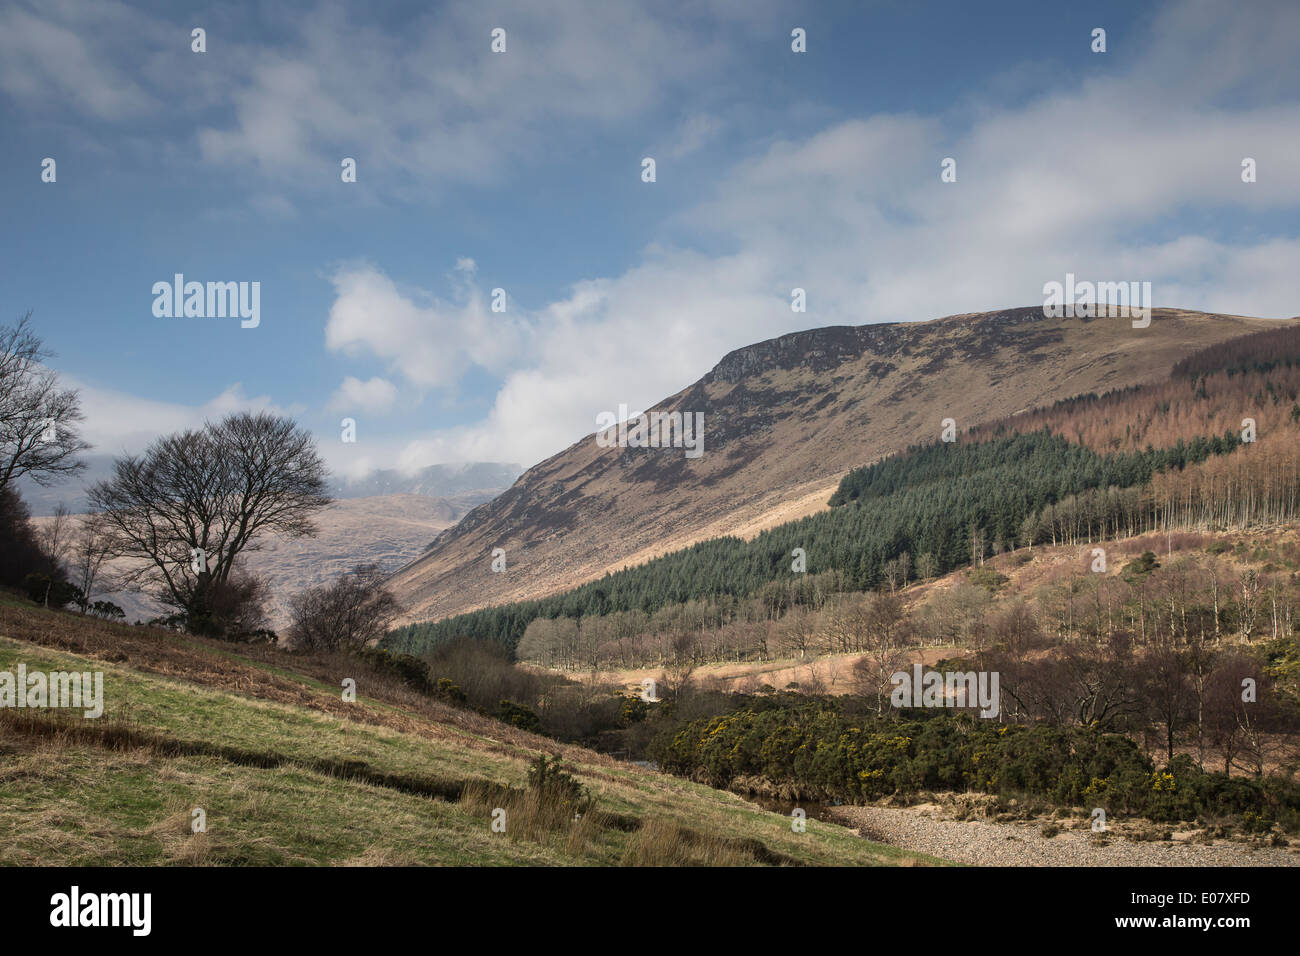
(15, 453, 117, 516)
(388, 307, 1288, 625)
(18, 459, 521, 516)
(235, 493, 500, 629)
(22, 459, 520, 630)
(330, 462, 523, 499)
(36, 492, 501, 631)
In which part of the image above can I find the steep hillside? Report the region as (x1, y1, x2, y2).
(391, 307, 1285, 624)
(0, 596, 933, 866)
(552, 524, 1300, 698)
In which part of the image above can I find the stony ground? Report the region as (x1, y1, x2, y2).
(827, 803, 1299, 867)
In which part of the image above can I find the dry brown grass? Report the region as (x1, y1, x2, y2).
(454, 776, 806, 866)
(141, 806, 215, 864)
(0, 600, 618, 774)
(460, 780, 591, 849)
(620, 816, 756, 866)
(339, 845, 426, 866)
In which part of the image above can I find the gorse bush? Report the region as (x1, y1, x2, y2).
(526, 755, 591, 816)
(89, 600, 126, 620)
(651, 700, 1300, 832)
(1122, 551, 1160, 582)
(422, 635, 555, 711)
(497, 699, 542, 732)
(356, 646, 434, 693)
(435, 677, 468, 704)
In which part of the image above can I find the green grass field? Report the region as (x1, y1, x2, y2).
(0, 602, 948, 867)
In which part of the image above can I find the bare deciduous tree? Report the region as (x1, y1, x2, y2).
(915, 551, 939, 582)
(779, 605, 817, 660)
(286, 564, 401, 652)
(663, 631, 697, 700)
(853, 592, 913, 713)
(34, 502, 71, 607)
(0, 315, 89, 493)
(88, 411, 330, 630)
(68, 513, 116, 614)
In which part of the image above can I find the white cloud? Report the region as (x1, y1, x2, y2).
(69, 379, 290, 456)
(358, 0, 1300, 471)
(324, 263, 532, 390)
(14, 0, 1299, 481)
(328, 375, 398, 414)
(1, 0, 780, 198)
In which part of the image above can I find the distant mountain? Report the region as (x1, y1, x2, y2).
(34, 491, 506, 630)
(330, 462, 523, 499)
(388, 307, 1288, 625)
(236, 492, 502, 629)
(17, 457, 522, 516)
(15, 453, 116, 516)
(21, 462, 521, 630)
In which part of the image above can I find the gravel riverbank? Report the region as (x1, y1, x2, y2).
(826, 804, 1299, 866)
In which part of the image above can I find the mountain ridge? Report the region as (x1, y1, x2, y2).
(390, 307, 1289, 625)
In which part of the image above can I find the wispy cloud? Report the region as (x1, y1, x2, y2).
(6, 0, 1298, 483)
(342, 0, 1300, 471)
(69, 379, 293, 456)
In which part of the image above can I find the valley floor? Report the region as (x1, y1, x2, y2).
(828, 804, 1298, 867)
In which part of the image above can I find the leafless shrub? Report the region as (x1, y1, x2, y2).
(286, 564, 401, 652)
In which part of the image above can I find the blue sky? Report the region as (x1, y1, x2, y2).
(1, 0, 1297, 484)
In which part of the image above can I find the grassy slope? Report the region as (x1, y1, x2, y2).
(560, 526, 1300, 696)
(0, 597, 944, 866)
